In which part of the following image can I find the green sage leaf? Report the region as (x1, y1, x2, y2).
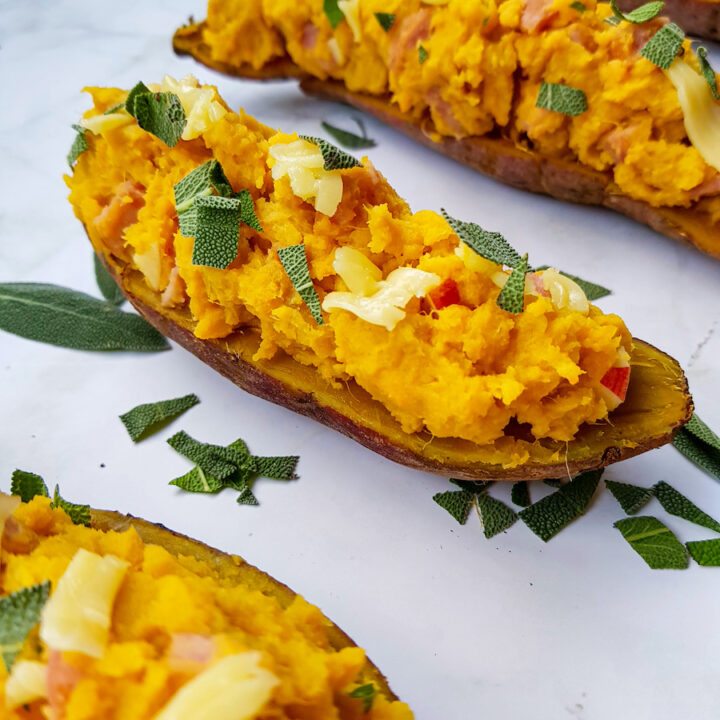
(606, 479, 654, 515)
(277, 243, 324, 325)
(653, 481, 720, 533)
(614, 516, 689, 569)
(93, 254, 125, 306)
(10, 470, 49, 503)
(686, 538, 720, 566)
(536, 82, 588, 117)
(321, 121, 376, 149)
(640, 22, 685, 70)
(120, 393, 200, 442)
(0, 583, 51, 671)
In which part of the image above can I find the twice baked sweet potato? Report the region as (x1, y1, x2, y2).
(172, 1, 720, 259)
(0, 495, 410, 718)
(67, 79, 691, 482)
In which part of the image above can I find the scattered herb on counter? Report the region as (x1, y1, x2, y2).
(120, 393, 200, 442)
(536, 82, 588, 117)
(168, 432, 299, 506)
(440, 211, 524, 268)
(686, 538, 720, 566)
(497, 255, 529, 314)
(543, 479, 562, 488)
(477, 494, 518, 538)
(277, 243, 325, 325)
(511, 481, 531, 507)
(300, 135, 362, 170)
(672, 413, 720, 481)
(570, 1, 586, 11)
(349, 683, 379, 713)
(519, 469, 602, 542)
(67, 124, 88, 167)
(0, 582, 51, 671)
(533, 266, 611, 301)
(418, 45, 429, 64)
(640, 22, 685, 70)
(321, 120, 376, 149)
(375, 12, 396, 31)
(433, 489, 474, 524)
(0, 283, 169, 352)
(93, 253, 125, 306)
(323, 0, 344, 28)
(613, 516, 689, 569)
(610, 0, 664, 24)
(606, 479, 654, 515)
(126, 81, 186, 147)
(697, 47, 720, 100)
(653, 481, 720, 533)
(10, 470, 49, 503)
(450, 478, 494, 493)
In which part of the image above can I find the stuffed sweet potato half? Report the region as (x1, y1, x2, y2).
(0, 493, 410, 719)
(66, 78, 690, 481)
(173, 0, 720, 259)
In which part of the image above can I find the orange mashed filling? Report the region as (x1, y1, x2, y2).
(201, 0, 720, 218)
(0, 497, 412, 720)
(66, 83, 631, 446)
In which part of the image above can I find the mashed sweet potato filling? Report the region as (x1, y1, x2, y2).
(67, 82, 631, 446)
(200, 0, 720, 220)
(0, 497, 411, 720)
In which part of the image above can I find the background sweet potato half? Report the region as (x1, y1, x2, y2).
(617, 0, 720, 41)
(172, 22, 720, 260)
(93, 243, 692, 482)
(90, 509, 400, 701)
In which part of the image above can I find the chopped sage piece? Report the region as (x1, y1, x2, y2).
(67, 124, 89, 167)
(191, 195, 242, 269)
(570, 1, 586, 11)
(511, 481, 531, 507)
(673, 416, 720, 481)
(321, 120, 376, 149)
(300, 135, 361, 170)
(323, 0, 344, 28)
(640, 22, 685, 70)
(441, 210, 524, 268)
(93, 254, 125, 306)
(653, 481, 720, 533)
(536, 82, 588, 117)
(697, 47, 720, 101)
(614, 516, 689, 569)
(497, 255, 529, 314)
(10, 470, 49, 503)
(610, 0, 664, 23)
(519, 469, 601, 541)
(277, 243, 324, 325)
(349, 683, 379, 713)
(375, 12, 396, 31)
(687, 538, 720, 566)
(433, 490, 473, 525)
(418, 45, 429, 64)
(170, 466, 224, 493)
(120, 393, 200, 442)
(477, 495, 518, 538)
(129, 90, 186, 147)
(167, 431, 237, 480)
(51, 485, 91, 527)
(605, 480, 654, 515)
(0, 583, 51, 671)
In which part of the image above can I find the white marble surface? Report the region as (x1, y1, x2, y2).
(2, 2, 720, 718)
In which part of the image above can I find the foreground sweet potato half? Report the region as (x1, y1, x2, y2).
(172, 22, 720, 260)
(90, 508, 399, 701)
(93, 245, 692, 482)
(617, 0, 720, 41)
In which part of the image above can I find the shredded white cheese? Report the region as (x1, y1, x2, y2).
(4, 661, 48, 709)
(666, 58, 720, 173)
(269, 139, 344, 216)
(338, 0, 362, 42)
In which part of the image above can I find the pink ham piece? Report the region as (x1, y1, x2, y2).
(47, 651, 84, 720)
(93, 181, 145, 255)
(167, 633, 216, 674)
(388, 9, 432, 75)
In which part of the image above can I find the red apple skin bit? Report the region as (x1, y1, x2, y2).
(429, 278, 461, 310)
(601, 366, 631, 402)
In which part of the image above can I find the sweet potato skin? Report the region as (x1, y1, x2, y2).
(616, 0, 720, 41)
(95, 249, 692, 483)
(172, 22, 720, 260)
(89, 509, 399, 700)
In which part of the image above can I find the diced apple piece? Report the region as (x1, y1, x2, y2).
(40, 549, 129, 658)
(600, 366, 631, 410)
(153, 651, 278, 720)
(428, 278, 460, 309)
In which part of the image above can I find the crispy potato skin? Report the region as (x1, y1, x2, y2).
(89, 509, 399, 700)
(172, 22, 720, 260)
(617, 0, 720, 41)
(94, 250, 692, 482)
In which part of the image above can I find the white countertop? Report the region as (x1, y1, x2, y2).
(2, 2, 720, 718)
